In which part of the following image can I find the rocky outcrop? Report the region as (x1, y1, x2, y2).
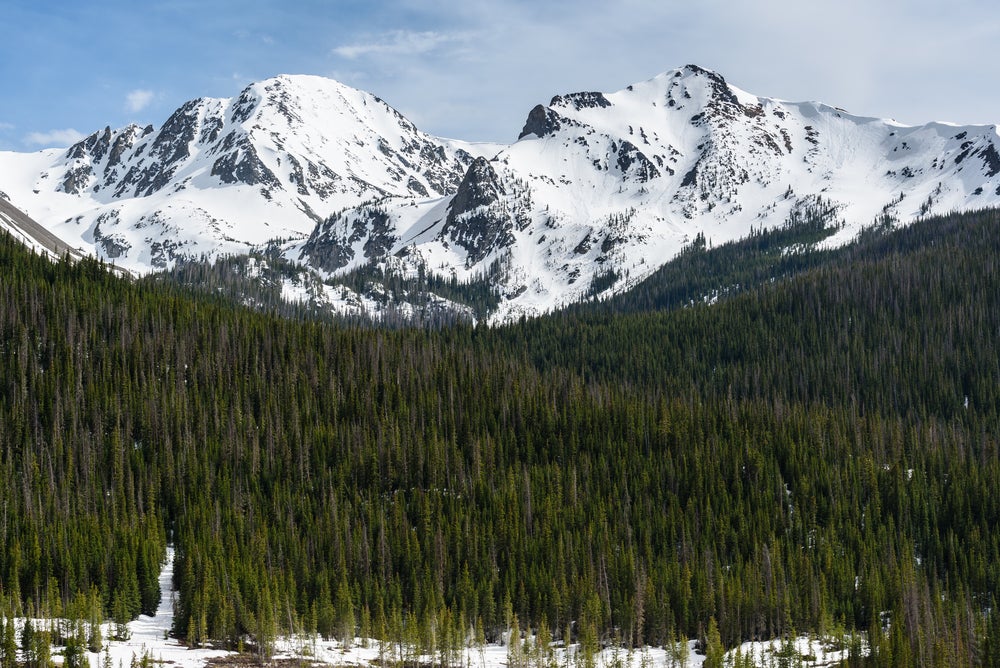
(443, 157, 513, 263)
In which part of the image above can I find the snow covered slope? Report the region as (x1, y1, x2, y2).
(0, 193, 85, 261)
(3, 65, 1000, 320)
(302, 65, 1000, 321)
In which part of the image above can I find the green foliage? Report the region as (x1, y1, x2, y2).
(773, 635, 803, 668)
(20, 618, 33, 661)
(508, 614, 525, 668)
(28, 627, 52, 668)
(577, 594, 601, 668)
(534, 615, 554, 668)
(62, 623, 86, 668)
(1, 616, 16, 668)
(335, 574, 356, 647)
(1, 206, 1000, 666)
(703, 617, 724, 668)
(665, 629, 689, 668)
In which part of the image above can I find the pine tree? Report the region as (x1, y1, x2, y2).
(31, 628, 52, 668)
(255, 587, 277, 663)
(704, 617, 724, 668)
(666, 629, 689, 668)
(21, 618, 34, 666)
(475, 616, 487, 668)
(2, 616, 17, 668)
(4, 209, 1000, 663)
(63, 622, 86, 668)
(577, 595, 601, 668)
(984, 603, 1000, 668)
(317, 581, 336, 640)
(508, 614, 525, 668)
(359, 604, 371, 649)
(335, 576, 355, 648)
(88, 587, 104, 653)
(534, 616, 553, 668)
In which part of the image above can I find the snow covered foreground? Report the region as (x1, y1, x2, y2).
(0, 549, 859, 668)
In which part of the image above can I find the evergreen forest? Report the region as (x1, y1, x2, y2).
(2, 207, 1000, 666)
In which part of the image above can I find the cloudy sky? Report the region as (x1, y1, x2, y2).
(2, 0, 999, 151)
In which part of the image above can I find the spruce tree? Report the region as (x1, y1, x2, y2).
(30, 628, 52, 668)
(704, 617, 724, 668)
(1, 616, 17, 668)
(335, 576, 355, 648)
(21, 618, 33, 666)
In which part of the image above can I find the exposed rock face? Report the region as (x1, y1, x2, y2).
(210, 134, 280, 191)
(301, 205, 399, 273)
(519, 105, 565, 140)
(613, 139, 660, 182)
(361, 208, 396, 260)
(300, 220, 356, 273)
(443, 158, 513, 264)
(550, 91, 612, 110)
(449, 158, 505, 216)
(121, 100, 203, 197)
(59, 124, 148, 195)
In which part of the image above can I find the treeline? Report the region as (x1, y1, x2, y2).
(1, 207, 1000, 666)
(150, 247, 505, 328)
(573, 195, 842, 314)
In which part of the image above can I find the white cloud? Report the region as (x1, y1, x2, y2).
(24, 128, 86, 147)
(0, 122, 13, 131)
(125, 89, 155, 113)
(333, 30, 462, 60)
(334, 0, 1000, 141)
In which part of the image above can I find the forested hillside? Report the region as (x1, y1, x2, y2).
(2, 208, 1000, 666)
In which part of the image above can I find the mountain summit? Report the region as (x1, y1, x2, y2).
(0, 75, 488, 269)
(3, 65, 1000, 320)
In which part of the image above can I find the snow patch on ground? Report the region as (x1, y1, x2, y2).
(0, 550, 864, 668)
(82, 547, 227, 668)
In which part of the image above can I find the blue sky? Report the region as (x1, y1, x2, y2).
(2, 0, 999, 151)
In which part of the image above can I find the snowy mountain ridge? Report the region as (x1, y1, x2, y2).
(0, 74, 491, 271)
(2, 65, 1000, 321)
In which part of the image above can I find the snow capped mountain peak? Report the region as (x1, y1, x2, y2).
(0, 73, 484, 271)
(2, 66, 1000, 322)
(58, 122, 154, 195)
(306, 64, 1000, 321)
